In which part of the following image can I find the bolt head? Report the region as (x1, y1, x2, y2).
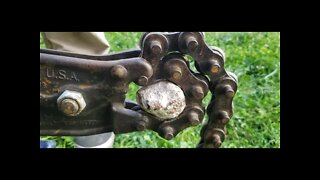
(212, 134, 222, 147)
(137, 76, 149, 86)
(169, 66, 182, 80)
(187, 36, 199, 52)
(219, 111, 230, 124)
(150, 41, 162, 55)
(136, 121, 146, 131)
(173, 71, 182, 80)
(224, 85, 235, 98)
(188, 111, 200, 126)
(165, 133, 174, 140)
(207, 60, 221, 74)
(191, 86, 204, 99)
(163, 126, 174, 140)
(211, 65, 220, 73)
(111, 65, 127, 79)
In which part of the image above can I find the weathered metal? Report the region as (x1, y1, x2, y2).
(40, 32, 238, 148)
(57, 90, 87, 116)
(40, 49, 153, 135)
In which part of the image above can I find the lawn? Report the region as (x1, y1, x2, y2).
(40, 32, 280, 148)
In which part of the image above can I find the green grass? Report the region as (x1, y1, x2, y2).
(40, 32, 280, 148)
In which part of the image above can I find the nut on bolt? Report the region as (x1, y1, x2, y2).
(57, 90, 86, 116)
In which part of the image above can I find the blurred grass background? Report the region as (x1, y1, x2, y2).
(40, 32, 280, 148)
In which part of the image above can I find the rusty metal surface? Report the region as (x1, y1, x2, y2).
(40, 49, 153, 135)
(40, 32, 238, 148)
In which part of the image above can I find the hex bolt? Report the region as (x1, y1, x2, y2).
(111, 65, 128, 79)
(169, 66, 182, 80)
(150, 41, 162, 55)
(191, 85, 204, 99)
(188, 111, 200, 126)
(186, 36, 199, 52)
(57, 90, 86, 116)
(163, 126, 174, 140)
(137, 76, 149, 86)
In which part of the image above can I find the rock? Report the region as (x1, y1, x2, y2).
(137, 80, 186, 120)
